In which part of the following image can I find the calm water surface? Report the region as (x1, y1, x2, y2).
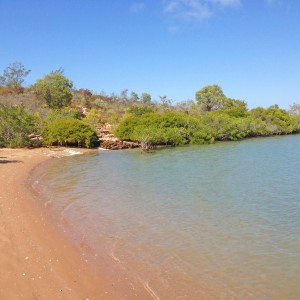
(33, 135, 300, 299)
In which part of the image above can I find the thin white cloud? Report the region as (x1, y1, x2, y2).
(162, 0, 240, 21)
(130, 2, 145, 13)
(163, 0, 211, 21)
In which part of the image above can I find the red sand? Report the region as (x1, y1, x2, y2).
(0, 148, 152, 299)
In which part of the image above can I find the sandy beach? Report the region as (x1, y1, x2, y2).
(0, 147, 145, 300)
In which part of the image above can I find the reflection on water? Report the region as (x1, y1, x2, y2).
(33, 135, 300, 299)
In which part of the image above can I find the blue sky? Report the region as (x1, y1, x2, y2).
(0, 0, 299, 109)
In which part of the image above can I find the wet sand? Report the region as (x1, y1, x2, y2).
(0, 147, 151, 300)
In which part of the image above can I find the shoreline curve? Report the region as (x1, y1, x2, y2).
(0, 147, 150, 299)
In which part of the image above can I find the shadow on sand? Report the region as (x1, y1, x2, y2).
(0, 159, 23, 164)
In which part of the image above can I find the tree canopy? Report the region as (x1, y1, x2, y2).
(141, 92, 152, 104)
(0, 62, 31, 90)
(34, 70, 73, 108)
(195, 85, 225, 111)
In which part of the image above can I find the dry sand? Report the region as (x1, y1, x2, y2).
(0, 147, 152, 300)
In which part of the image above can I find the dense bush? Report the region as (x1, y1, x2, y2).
(84, 108, 102, 129)
(200, 112, 249, 141)
(0, 104, 38, 147)
(44, 107, 82, 123)
(42, 118, 98, 148)
(248, 106, 295, 135)
(128, 106, 155, 116)
(115, 112, 190, 147)
(115, 106, 300, 149)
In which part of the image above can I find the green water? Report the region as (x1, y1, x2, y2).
(34, 135, 300, 299)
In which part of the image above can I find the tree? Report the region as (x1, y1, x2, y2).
(119, 88, 128, 100)
(158, 95, 172, 112)
(0, 62, 31, 90)
(141, 92, 151, 104)
(34, 70, 73, 108)
(159, 95, 172, 106)
(130, 91, 139, 102)
(289, 103, 300, 116)
(195, 85, 225, 111)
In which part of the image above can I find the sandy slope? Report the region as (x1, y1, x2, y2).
(0, 148, 124, 300)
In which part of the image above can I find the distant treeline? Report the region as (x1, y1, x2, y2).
(0, 62, 300, 149)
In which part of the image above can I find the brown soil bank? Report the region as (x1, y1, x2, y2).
(0, 148, 151, 300)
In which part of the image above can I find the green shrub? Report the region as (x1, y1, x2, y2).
(249, 106, 295, 135)
(128, 106, 155, 116)
(115, 112, 189, 146)
(116, 104, 300, 149)
(45, 108, 81, 123)
(0, 104, 38, 147)
(42, 118, 98, 148)
(84, 108, 102, 129)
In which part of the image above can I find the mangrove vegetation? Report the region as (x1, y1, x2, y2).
(0, 62, 300, 149)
